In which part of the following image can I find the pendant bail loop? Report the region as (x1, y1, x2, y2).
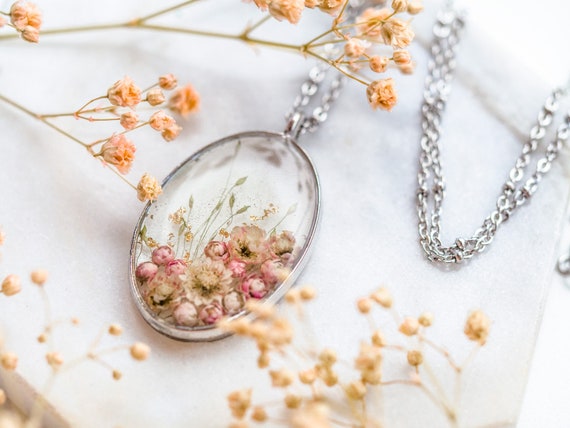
(284, 111, 305, 141)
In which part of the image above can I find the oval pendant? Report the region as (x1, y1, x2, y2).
(129, 131, 320, 341)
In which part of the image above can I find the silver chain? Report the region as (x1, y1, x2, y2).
(284, 61, 344, 140)
(417, 7, 570, 264)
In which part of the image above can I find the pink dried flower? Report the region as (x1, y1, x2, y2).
(318, 0, 344, 14)
(241, 275, 270, 299)
(268, 0, 304, 24)
(146, 88, 166, 106)
(10, 1, 41, 31)
(100, 134, 136, 174)
(223, 291, 245, 315)
(269, 230, 296, 258)
(169, 84, 200, 117)
(107, 76, 142, 108)
(173, 300, 199, 327)
(228, 225, 268, 264)
(151, 245, 175, 266)
(260, 259, 289, 286)
(381, 18, 414, 48)
(21, 25, 39, 43)
(149, 110, 176, 131)
(136, 173, 162, 202)
(187, 259, 233, 301)
(344, 38, 370, 58)
(120, 111, 139, 130)
(158, 74, 178, 90)
(199, 302, 224, 325)
(135, 261, 158, 282)
(204, 241, 229, 262)
(165, 259, 187, 277)
(228, 259, 247, 278)
(161, 124, 182, 142)
(369, 55, 389, 73)
(366, 78, 398, 111)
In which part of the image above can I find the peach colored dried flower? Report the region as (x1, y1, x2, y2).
(344, 38, 370, 58)
(370, 286, 392, 307)
(407, 350, 423, 366)
(381, 18, 414, 49)
(304, 0, 319, 8)
(371, 329, 385, 347)
(108, 324, 123, 336)
(136, 173, 162, 202)
(227, 389, 252, 419)
(148, 111, 175, 131)
(21, 25, 39, 43)
(367, 78, 398, 111)
(290, 401, 330, 428)
(268, 0, 304, 24)
(464, 310, 490, 345)
(318, 0, 343, 15)
(1, 274, 21, 297)
(407, 0, 423, 14)
(418, 312, 433, 327)
(249, 0, 270, 11)
(393, 49, 411, 65)
(46, 352, 63, 370)
(161, 124, 182, 142)
(299, 285, 316, 300)
(120, 111, 139, 130)
(391, 0, 408, 13)
(251, 406, 268, 422)
(130, 342, 151, 361)
(298, 368, 317, 384)
(100, 134, 136, 175)
(10, 1, 41, 31)
(269, 368, 295, 387)
(398, 316, 419, 336)
(0, 352, 18, 371)
(345, 380, 367, 400)
(369, 55, 389, 73)
(30, 269, 48, 286)
(107, 76, 142, 108)
(318, 348, 337, 366)
(398, 60, 415, 74)
(357, 8, 392, 38)
(169, 84, 200, 117)
(284, 393, 302, 409)
(158, 73, 178, 90)
(146, 88, 166, 106)
(357, 297, 373, 314)
(112, 370, 122, 380)
(0, 388, 5, 405)
(355, 342, 382, 385)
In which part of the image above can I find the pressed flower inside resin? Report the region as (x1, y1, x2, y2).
(130, 132, 320, 341)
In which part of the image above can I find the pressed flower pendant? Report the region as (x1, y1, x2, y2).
(129, 131, 320, 341)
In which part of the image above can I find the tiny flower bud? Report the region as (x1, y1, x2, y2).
(407, 0, 423, 14)
(1, 275, 21, 296)
(407, 350, 423, 366)
(21, 25, 39, 43)
(46, 352, 63, 369)
(391, 0, 408, 13)
(369, 55, 389, 73)
(399, 317, 419, 336)
(37, 333, 47, 343)
(357, 297, 373, 314)
(112, 370, 122, 380)
(418, 312, 433, 327)
(284, 393, 302, 409)
(108, 324, 123, 336)
(464, 310, 490, 345)
(251, 406, 268, 422)
(137, 173, 162, 202)
(398, 61, 415, 75)
(149, 111, 175, 131)
(318, 349, 337, 366)
(284, 289, 300, 304)
(345, 380, 367, 400)
(146, 88, 166, 106)
(257, 352, 270, 368)
(161, 124, 182, 142)
(71, 317, 80, 325)
(371, 329, 385, 347)
(298, 368, 317, 384)
(30, 269, 48, 286)
(322, 369, 338, 387)
(269, 369, 295, 388)
(119, 111, 139, 130)
(227, 389, 252, 419)
(393, 50, 411, 65)
(299, 285, 316, 300)
(370, 287, 393, 308)
(130, 342, 151, 361)
(0, 352, 18, 371)
(159, 74, 178, 90)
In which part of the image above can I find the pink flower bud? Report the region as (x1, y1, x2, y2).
(151, 246, 175, 266)
(135, 262, 158, 282)
(223, 291, 245, 315)
(165, 259, 187, 277)
(199, 302, 224, 325)
(228, 259, 246, 278)
(241, 275, 270, 299)
(204, 241, 229, 261)
(173, 300, 198, 326)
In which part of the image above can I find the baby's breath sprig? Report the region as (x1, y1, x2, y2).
(222, 285, 491, 427)
(0, 0, 422, 110)
(0, 74, 199, 202)
(0, 1, 42, 43)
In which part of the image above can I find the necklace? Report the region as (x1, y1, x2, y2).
(417, 7, 570, 264)
(129, 61, 343, 341)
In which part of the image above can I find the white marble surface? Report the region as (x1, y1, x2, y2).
(0, 0, 569, 427)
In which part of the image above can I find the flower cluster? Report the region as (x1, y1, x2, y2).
(136, 225, 297, 327)
(0, 1, 41, 43)
(224, 287, 491, 427)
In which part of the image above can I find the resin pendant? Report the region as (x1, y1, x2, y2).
(129, 131, 320, 341)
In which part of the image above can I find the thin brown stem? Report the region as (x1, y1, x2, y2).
(136, 0, 201, 24)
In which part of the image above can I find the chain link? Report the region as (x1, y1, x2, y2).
(417, 7, 570, 263)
